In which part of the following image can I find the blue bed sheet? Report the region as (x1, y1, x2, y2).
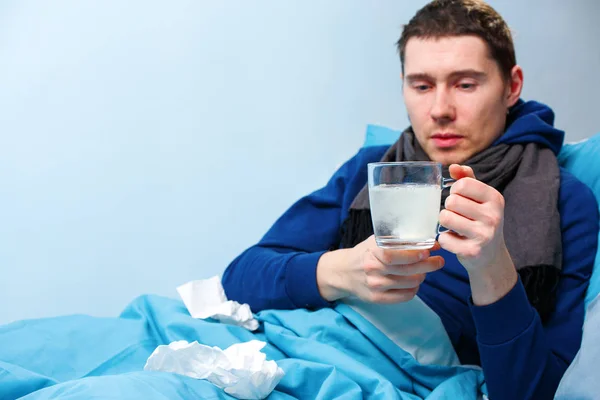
(0, 295, 485, 399)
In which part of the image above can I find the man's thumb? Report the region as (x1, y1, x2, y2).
(449, 164, 476, 180)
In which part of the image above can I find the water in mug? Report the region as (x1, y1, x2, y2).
(369, 183, 441, 249)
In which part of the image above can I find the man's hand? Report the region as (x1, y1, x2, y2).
(316, 236, 444, 303)
(438, 164, 517, 305)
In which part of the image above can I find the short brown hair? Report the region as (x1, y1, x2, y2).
(397, 0, 516, 80)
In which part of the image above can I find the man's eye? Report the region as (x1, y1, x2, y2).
(458, 83, 476, 90)
(414, 85, 431, 92)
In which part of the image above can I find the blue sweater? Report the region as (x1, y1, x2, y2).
(223, 101, 599, 399)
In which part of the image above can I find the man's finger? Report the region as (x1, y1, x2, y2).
(444, 193, 483, 221)
(367, 273, 425, 291)
(449, 164, 476, 180)
(449, 177, 497, 203)
(372, 247, 430, 266)
(437, 231, 471, 256)
(385, 256, 445, 276)
(439, 209, 477, 238)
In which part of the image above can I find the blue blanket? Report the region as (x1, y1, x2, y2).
(0, 295, 485, 399)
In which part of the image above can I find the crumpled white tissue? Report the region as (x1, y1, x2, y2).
(177, 276, 259, 331)
(144, 340, 284, 400)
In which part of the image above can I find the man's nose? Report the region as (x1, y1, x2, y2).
(430, 89, 456, 123)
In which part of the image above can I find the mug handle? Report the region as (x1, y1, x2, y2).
(437, 178, 456, 234)
(442, 177, 455, 190)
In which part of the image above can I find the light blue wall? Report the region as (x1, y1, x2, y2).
(1, 0, 598, 324)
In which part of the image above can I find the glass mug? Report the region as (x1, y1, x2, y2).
(367, 161, 453, 250)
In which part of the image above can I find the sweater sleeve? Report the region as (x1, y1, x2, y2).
(470, 172, 599, 400)
(222, 150, 368, 312)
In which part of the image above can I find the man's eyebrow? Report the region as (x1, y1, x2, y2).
(404, 73, 434, 83)
(447, 69, 487, 80)
(404, 69, 487, 83)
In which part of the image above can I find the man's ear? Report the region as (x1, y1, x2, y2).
(506, 65, 523, 108)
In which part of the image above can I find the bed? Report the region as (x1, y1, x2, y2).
(1, 129, 598, 400)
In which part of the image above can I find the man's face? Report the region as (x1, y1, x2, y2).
(402, 35, 519, 165)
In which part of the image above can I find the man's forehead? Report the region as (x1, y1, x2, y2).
(403, 35, 494, 76)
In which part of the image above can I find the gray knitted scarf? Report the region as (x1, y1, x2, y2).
(339, 128, 562, 320)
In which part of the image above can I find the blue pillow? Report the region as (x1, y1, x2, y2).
(363, 124, 402, 148)
(363, 124, 600, 308)
(558, 134, 600, 307)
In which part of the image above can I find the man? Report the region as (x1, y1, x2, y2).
(223, 0, 599, 398)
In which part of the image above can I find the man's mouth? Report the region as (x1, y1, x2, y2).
(431, 133, 463, 148)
